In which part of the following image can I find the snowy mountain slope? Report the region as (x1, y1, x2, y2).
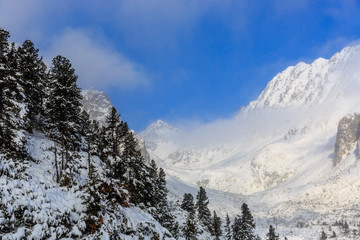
(141, 44, 360, 238)
(246, 46, 356, 110)
(0, 134, 171, 239)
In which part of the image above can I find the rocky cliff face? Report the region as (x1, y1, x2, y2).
(334, 113, 360, 165)
(81, 88, 150, 162)
(81, 88, 114, 126)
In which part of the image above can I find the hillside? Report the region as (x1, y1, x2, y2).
(1, 27, 238, 240)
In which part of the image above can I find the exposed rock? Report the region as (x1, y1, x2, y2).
(81, 88, 150, 162)
(334, 113, 360, 165)
(81, 88, 114, 126)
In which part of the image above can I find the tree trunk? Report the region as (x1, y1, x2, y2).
(54, 145, 59, 183)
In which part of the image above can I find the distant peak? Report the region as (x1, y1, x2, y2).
(244, 44, 360, 112)
(147, 119, 172, 130)
(81, 88, 114, 125)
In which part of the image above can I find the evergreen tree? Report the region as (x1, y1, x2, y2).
(240, 203, 256, 240)
(320, 230, 327, 240)
(149, 159, 158, 179)
(183, 212, 198, 240)
(82, 162, 102, 234)
(195, 187, 212, 230)
(181, 193, 195, 214)
(79, 110, 100, 178)
(106, 107, 121, 159)
(212, 211, 222, 240)
(344, 221, 349, 234)
(17, 39, 47, 132)
(232, 215, 242, 240)
(225, 213, 232, 240)
(232, 203, 256, 240)
(156, 168, 168, 206)
(122, 132, 147, 203)
(154, 167, 177, 236)
(45, 55, 83, 186)
(148, 159, 159, 207)
(266, 225, 279, 240)
(0, 28, 28, 163)
(97, 126, 110, 163)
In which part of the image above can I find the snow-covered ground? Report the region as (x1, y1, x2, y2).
(0, 134, 172, 239)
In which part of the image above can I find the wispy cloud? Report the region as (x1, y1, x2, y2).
(44, 29, 150, 90)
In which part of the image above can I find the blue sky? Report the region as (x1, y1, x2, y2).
(1, 0, 360, 131)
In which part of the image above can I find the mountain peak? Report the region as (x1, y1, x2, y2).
(246, 44, 360, 112)
(81, 88, 114, 125)
(149, 119, 172, 130)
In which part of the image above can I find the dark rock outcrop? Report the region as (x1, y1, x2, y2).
(334, 113, 360, 165)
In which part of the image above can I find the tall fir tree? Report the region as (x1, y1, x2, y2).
(79, 110, 100, 178)
(212, 211, 222, 240)
(97, 126, 110, 163)
(240, 203, 256, 240)
(83, 165, 102, 234)
(154, 167, 177, 236)
(225, 213, 232, 240)
(232, 215, 242, 240)
(0, 28, 28, 164)
(106, 107, 122, 159)
(232, 203, 256, 240)
(320, 230, 327, 240)
(121, 132, 157, 208)
(195, 187, 212, 230)
(266, 225, 279, 240)
(182, 212, 198, 240)
(17, 39, 47, 133)
(45, 55, 83, 186)
(181, 193, 195, 214)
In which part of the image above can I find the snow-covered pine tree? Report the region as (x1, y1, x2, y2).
(0, 28, 28, 165)
(225, 213, 232, 240)
(102, 107, 130, 180)
(154, 167, 177, 235)
(182, 212, 198, 240)
(266, 225, 280, 240)
(83, 166, 102, 234)
(106, 107, 122, 159)
(79, 110, 100, 178)
(239, 203, 256, 240)
(212, 210, 222, 240)
(195, 186, 212, 231)
(149, 159, 158, 182)
(97, 126, 110, 164)
(148, 159, 160, 208)
(45, 55, 83, 186)
(122, 132, 150, 205)
(17, 39, 47, 133)
(320, 230, 327, 240)
(181, 193, 195, 214)
(232, 215, 242, 240)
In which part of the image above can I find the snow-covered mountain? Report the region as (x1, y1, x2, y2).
(141, 45, 360, 239)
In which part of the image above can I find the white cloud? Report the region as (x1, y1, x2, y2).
(0, 0, 43, 40)
(44, 29, 150, 90)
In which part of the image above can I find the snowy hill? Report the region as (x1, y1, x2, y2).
(141, 45, 360, 239)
